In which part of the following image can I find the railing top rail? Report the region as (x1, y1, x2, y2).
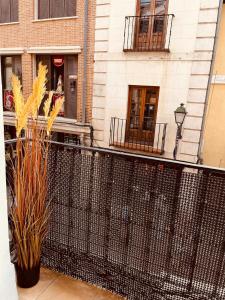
(125, 14, 175, 18)
(111, 117, 167, 125)
(5, 138, 225, 174)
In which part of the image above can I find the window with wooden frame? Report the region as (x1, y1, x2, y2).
(38, 0, 76, 19)
(135, 0, 169, 50)
(36, 54, 78, 119)
(0, 0, 18, 23)
(1, 56, 22, 112)
(126, 86, 159, 145)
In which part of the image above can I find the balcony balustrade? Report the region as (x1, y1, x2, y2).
(123, 14, 174, 52)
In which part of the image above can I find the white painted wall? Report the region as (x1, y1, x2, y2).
(0, 58, 18, 298)
(93, 0, 220, 162)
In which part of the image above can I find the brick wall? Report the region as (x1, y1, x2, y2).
(0, 0, 95, 123)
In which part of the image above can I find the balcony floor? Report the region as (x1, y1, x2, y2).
(18, 268, 123, 300)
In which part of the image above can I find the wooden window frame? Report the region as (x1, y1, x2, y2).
(136, 0, 169, 16)
(37, 0, 77, 20)
(135, 0, 169, 50)
(126, 85, 160, 145)
(126, 85, 159, 128)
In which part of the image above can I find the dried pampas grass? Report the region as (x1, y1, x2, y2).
(10, 63, 64, 269)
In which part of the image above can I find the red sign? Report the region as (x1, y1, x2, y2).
(4, 90, 14, 111)
(53, 56, 64, 67)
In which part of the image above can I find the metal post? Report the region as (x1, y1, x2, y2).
(173, 124, 182, 160)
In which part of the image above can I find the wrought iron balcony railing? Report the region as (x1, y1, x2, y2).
(123, 14, 174, 52)
(109, 117, 167, 155)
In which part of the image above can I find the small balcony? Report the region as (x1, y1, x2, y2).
(123, 14, 174, 52)
(109, 117, 167, 155)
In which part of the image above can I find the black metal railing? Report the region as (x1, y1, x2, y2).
(5, 140, 225, 299)
(123, 14, 174, 52)
(109, 117, 167, 155)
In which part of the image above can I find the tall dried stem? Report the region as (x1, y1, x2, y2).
(10, 63, 64, 269)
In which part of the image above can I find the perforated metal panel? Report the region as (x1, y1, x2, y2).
(41, 143, 225, 300)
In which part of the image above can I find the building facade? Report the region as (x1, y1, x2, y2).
(1, 0, 95, 143)
(92, 0, 222, 162)
(202, 0, 225, 167)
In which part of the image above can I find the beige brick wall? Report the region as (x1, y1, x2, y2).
(0, 0, 95, 123)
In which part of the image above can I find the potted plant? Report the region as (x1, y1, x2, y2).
(9, 63, 64, 288)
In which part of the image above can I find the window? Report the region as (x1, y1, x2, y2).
(38, 0, 76, 19)
(0, 0, 18, 23)
(1, 56, 22, 112)
(135, 0, 168, 49)
(36, 55, 78, 119)
(126, 86, 159, 144)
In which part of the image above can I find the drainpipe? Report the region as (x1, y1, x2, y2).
(197, 0, 224, 164)
(82, 0, 89, 124)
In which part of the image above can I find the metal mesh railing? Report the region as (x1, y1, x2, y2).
(39, 142, 225, 299)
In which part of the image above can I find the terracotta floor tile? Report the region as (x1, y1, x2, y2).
(36, 273, 122, 300)
(18, 268, 123, 300)
(17, 268, 60, 300)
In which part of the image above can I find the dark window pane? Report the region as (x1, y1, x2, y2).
(38, 0, 50, 19)
(153, 16, 164, 33)
(65, 0, 76, 17)
(50, 0, 65, 18)
(0, 0, 11, 23)
(140, 19, 149, 33)
(39, 0, 76, 19)
(11, 0, 18, 22)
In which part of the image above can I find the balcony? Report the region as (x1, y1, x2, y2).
(123, 14, 174, 52)
(6, 139, 225, 299)
(109, 117, 167, 155)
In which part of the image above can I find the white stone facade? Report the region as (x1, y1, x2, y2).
(92, 0, 221, 162)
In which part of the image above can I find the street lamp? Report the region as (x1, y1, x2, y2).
(173, 103, 187, 160)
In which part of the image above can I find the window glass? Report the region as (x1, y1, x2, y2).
(0, 0, 18, 23)
(36, 55, 78, 119)
(140, 0, 151, 16)
(139, 0, 151, 33)
(155, 0, 167, 15)
(38, 0, 76, 19)
(2, 56, 22, 112)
